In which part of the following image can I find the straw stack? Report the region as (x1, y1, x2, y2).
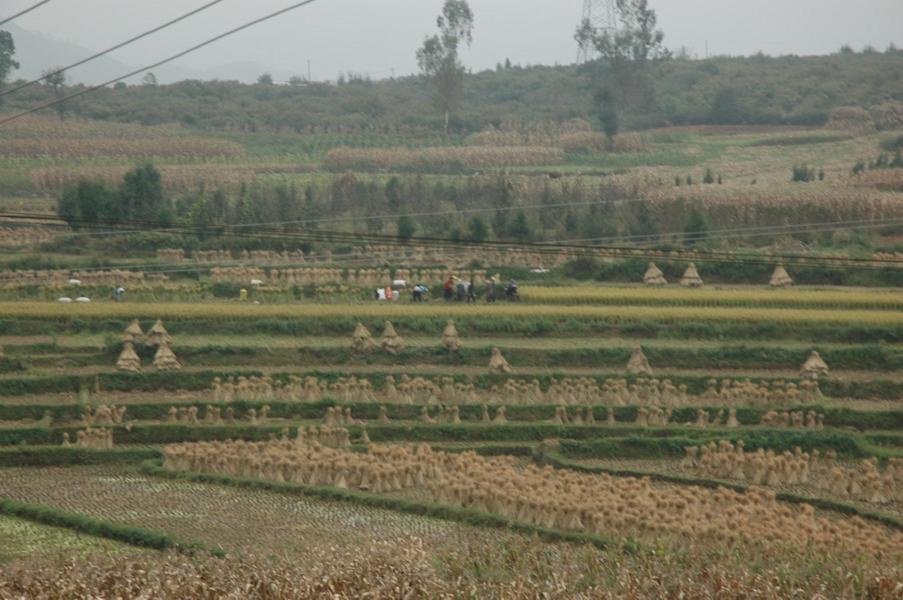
(488, 347, 512, 374)
(442, 320, 462, 352)
(643, 262, 667, 286)
(800, 351, 829, 379)
(380, 321, 405, 355)
(122, 319, 144, 343)
(679, 263, 704, 288)
(351, 322, 376, 353)
(153, 342, 181, 371)
(627, 346, 653, 375)
(116, 342, 141, 373)
(145, 320, 171, 347)
(769, 264, 793, 287)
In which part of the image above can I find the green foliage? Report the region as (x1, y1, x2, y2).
(0, 446, 159, 467)
(792, 164, 817, 182)
(881, 134, 903, 152)
(0, 498, 189, 551)
(9, 342, 903, 375)
(467, 215, 489, 242)
(57, 163, 170, 229)
(396, 215, 416, 240)
(505, 210, 533, 241)
(683, 209, 709, 245)
(592, 88, 619, 142)
(0, 30, 18, 88)
(3, 52, 902, 130)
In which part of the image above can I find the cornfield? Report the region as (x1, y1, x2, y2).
(467, 129, 647, 153)
(0, 138, 244, 160)
(2, 301, 898, 326)
(324, 146, 564, 170)
(0, 115, 244, 159)
(30, 164, 257, 193)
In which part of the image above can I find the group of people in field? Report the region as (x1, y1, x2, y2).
(375, 275, 518, 303)
(412, 275, 518, 303)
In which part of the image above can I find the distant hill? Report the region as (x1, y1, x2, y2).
(0, 24, 289, 85)
(2, 23, 136, 85)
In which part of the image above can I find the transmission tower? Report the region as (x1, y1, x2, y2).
(577, 0, 619, 63)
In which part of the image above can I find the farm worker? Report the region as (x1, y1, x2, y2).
(455, 280, 466, 302)
(385, 285, 393, 301)
(443, 276, 455, 301)
(485, 277, 496, 303)
(391, 289, 400, 302)
(466, 279, 476, 303)
(113, 286, 125, 302)
(377, 287, 387, 301)
(505, 279, 519, 300)
(239, 288, 248, 302)
(412, 284, 428, 302)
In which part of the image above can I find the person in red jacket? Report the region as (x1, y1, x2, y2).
(443, 276, 455, 301)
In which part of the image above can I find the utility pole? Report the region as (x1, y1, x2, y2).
(577, 0, 619, 63)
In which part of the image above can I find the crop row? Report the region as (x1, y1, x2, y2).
(11, 342, 903, 371)
(324, 145, 564, 170)
(3, 400, 900, 433)
(3, 314, 899, 344)
(1, 369, 900, 400)
(0, 464, 520, 557)
(3, 420, 902, 451)
(523, 286, 903, 311)
(1, 137, 244, 160)
(1, 301, 898, 326)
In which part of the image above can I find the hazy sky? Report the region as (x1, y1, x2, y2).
(6, 0, 903, 81)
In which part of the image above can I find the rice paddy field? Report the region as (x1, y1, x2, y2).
(0, 115, 901, 597)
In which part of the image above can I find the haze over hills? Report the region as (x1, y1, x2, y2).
(3, 23, 295, 84)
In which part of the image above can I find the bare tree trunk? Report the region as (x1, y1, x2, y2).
(444, 109, 450, 134)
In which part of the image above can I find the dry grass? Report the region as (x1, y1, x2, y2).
(0, 115, 244, 160)
(1, 539, 901, 599)
(30, 164, 257, 194)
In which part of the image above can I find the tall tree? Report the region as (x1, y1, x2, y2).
(120, 163, 166, 225)
(576, 0, 669, 109)
(416, 0, 474, 132)
(42, 68, 67, 120)
(0, 30, 19, 95)
(592, 88, 619, 147)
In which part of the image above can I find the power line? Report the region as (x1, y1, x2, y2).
(0, 0, 230, 99)
(2, 210, 900, 271)
(3, 208, 902, 265)
(0, 0, 322, 127)
(0, 0, 53, 27)
(9, 215, 903, 262)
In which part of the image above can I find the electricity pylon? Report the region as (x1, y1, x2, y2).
(577, 0, 619, 63)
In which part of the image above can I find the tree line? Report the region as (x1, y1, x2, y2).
(2, 3, 902, 133)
